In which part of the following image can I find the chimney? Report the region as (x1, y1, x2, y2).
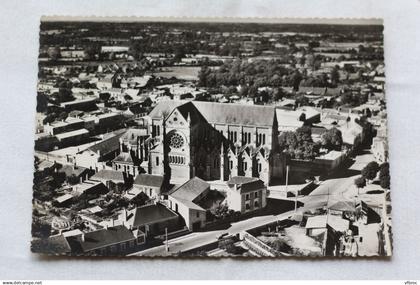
(81, 233, 85, 242)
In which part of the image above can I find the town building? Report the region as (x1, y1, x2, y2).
(225, 176, 267, 213)
(66, 225, 144, 255)
(132, 174, 165, 201)
(118, 204, 180, 237)
(167, 177, 210, 230)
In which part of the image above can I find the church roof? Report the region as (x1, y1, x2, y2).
(147, 101, 277, 127)
(148, 100, 184, 119)
(192, 101, 276, 127)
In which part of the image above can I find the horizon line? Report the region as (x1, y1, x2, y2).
(41, 16, 383, 26)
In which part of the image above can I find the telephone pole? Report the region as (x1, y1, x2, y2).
(165, 227, 169, 252)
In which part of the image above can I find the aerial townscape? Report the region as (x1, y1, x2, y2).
(31, 19, 391, 257)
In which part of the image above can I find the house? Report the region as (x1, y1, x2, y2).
(91, 169, 130, 193)
(44, 118, 84, 136)
(75, 131, 125, 171)
(118, 204, 180, 237)
(372, 136, 388, 164)
(60, 98, 97, 111)
(54, 193, 74, 207)
(31, 235, 72, 255)
(55, 129, 90, 146)
(57, 164, 91, 183)
(67, 225, 144, 255)
(132, 174, 164, 201)
(225, 176, 267, 214)
(72, 180, 109, 196)
(305, 215, 349, 236)
(112, 152, 140, 177)
(305, 214, 350, 256)
(314, 150, 347, 171)
(167, 177, 210, 231)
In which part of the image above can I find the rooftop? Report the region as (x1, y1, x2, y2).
(87, 131, 125, 155)
(133, 174, 164, 188)
(112, 152, 134, 164)
(77, 225, 135, 252)
(31, 235, 71, 255)
(192, 101, 276, 127)
(125, 204, 178, 228)
(169, 177, 210, 202)
(55, 129, 89, 140)
(305, 215, 349, 232)
(227, 176, 265, 194)
(91, 169, 125, 183)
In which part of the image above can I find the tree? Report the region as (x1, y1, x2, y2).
(213, 203, 230, 219)
(279, 127, 319, 160)
(330, 66, 340, 86)
(321, 127, 343, 151)
(99, 92, 111, 102)
(361, 161, 379, 181)
(36, 92, 48, 113)
(379, 162, 390, 189)
(354, 176, 366, 189)
(291, 70, 302, 92)
(55, 88, 75, 103)
(295, 95, 309, 108)
(270, 239, 292, 254)
(198, 65, 212, 87)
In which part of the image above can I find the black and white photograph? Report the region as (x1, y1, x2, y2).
(31, 17, 391, 258)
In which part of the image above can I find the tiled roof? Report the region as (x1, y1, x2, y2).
(87, 131, 125, 156)
(127, 204, 178, 228)
(169, 177, 210, 202)
(148, 100, 184, 119)
(31, 235, 72, 254)
(227, 176, 259, 185)
(149, 101, 277, 127)
(58, 164, 88, 177)
(77, 225, 135, 252)
(192, 101, 276, 127)
(112, 152, 134, 164)
(227, 176, 265, 193)
(91, 169, 125, 183)
(133, 174, 164, 188)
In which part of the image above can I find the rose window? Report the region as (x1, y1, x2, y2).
(169, 133, 184, 149)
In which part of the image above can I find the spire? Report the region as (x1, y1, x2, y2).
(187, 111, 191, 126)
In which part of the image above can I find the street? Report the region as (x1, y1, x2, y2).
(299, 151, 374, 210)
(129, 210, 295, 256)
(130, 150, 375, 257)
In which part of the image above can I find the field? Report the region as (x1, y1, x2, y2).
(150, 66, 202, 80)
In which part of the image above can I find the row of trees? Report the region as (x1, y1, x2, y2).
(354, 161, 390, 190)
(278, 126, 344, 161)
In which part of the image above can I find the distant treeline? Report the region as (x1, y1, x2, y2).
(40, 21, 383, 38)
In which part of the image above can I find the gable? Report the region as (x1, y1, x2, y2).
(165, 108, 188, 128)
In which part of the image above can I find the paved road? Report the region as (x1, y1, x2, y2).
(129, 210, 295, 257)
(300, 151, 374, 210)
(130, 151, 375, 257)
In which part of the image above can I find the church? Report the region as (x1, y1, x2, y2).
(144, 100, 286, 186)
